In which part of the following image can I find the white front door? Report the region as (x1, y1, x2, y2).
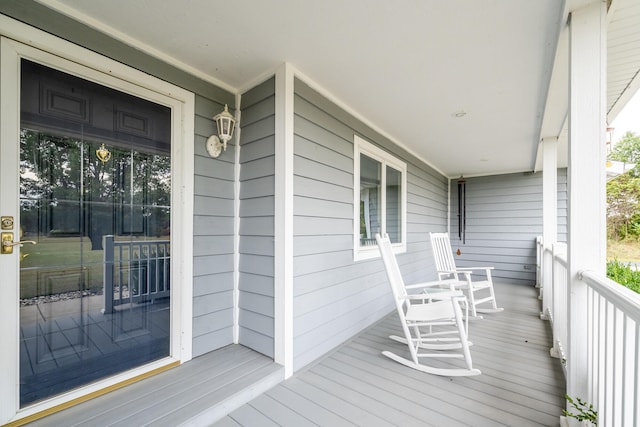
(0, 32, 193, 423)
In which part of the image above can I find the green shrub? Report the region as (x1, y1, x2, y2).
(606, 259, 640, 294)
(563, 394, 597, 426)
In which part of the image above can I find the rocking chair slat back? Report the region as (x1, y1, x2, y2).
(430, 232, 457, 274)
(429, 232, 503, 318)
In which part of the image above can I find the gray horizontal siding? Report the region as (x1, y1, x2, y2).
(0, 1, 239, 358)
(292, 78, 448, 370)
(238, 78, 276, 358)
(192, 95, 237, 356)
(449, 170, 568, 286)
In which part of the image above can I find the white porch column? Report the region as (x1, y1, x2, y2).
(567, 0, 607, 406)
(274, 63, 295, 378)
(541, 136, 557, 323)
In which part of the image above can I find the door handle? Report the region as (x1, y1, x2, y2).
(1, 232, 36, 254)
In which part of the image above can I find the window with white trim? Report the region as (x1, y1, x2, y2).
(354, 135, 407, 260)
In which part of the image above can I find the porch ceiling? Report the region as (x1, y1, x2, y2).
(37, 0, 640, 178)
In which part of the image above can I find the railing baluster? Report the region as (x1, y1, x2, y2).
(598, 294, 604, 420)
(162, 243, 167, 293)
(548, 242, 567, 362)
(604, 302, 612, 427)
(613, 308, 623, 427)
(103, 235, 115, 313)
(129, 243, 135, 302)
(120, 244, 125, 305)
(621, 315, 629, 425)
(634, 323, 639, 427)
(589, 292, 596, 416)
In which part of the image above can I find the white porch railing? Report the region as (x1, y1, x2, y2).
(537, 237, 640, 426)
(103, 235, 171, 313)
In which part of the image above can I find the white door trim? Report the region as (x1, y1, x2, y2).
(0, 15, 194, 423)
(0, 34, 22, 427)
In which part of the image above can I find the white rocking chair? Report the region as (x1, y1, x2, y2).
(429, 232, 503, 318)
(376, 234, 481, 377)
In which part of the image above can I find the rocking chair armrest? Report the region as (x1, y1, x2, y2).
(439, 269, 473, 278)
(405, 281, 449, 290)
(455, 266, 494, 271)
(441, 268, 492, 280)
(403, 290, 464, 300)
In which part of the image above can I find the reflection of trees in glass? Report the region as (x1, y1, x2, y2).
(386, 166, 401, 243)
(20, 130, 83, 236)
(20, 129, 171, 247)
(116, 150, 171, 238)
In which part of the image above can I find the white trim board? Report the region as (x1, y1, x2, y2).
(274, 63, 295, 378)
(233, 92, 242, 344)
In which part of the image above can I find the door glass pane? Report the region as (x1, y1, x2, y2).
(359, 153, 381, 246)
(19, 60, 171, 406)
(386, 166, 402, 243)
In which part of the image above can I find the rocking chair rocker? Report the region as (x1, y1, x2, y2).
(429, 232, 503, 318)
(376, 234, 481, 377)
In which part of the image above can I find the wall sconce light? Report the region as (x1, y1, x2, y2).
(206, 104, 236, 158)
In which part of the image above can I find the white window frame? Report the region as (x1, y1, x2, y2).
(353, 135, 407, 261)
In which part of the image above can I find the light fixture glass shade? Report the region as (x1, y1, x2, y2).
(214, 104, 236, 144)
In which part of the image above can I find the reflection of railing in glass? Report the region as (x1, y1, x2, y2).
(360, 237, 378, 246)
(103, 235, 170, 313)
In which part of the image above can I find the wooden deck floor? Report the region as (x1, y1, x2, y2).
(215, 282, 566, 427)
(26, 282, 564, 426)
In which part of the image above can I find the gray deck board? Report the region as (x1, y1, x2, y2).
(278, 378, 396, 427)
(217, 282, 565, 427)
(212, 416, 243, 427)
(315, 358, 473, 427)
(337, 348, 541, 426)
(106, 349, 266, 426)
(227, 404, 281, 427)
(263, 384, 355, 427)
(246, 394, 318, 427)
(301, 370, 433, 427)
(327, 349, 533, 427)
(343, 337, 561, 418)
(148, 362, 282, 427)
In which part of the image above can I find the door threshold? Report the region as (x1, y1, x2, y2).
(6, 359, 180, 427)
